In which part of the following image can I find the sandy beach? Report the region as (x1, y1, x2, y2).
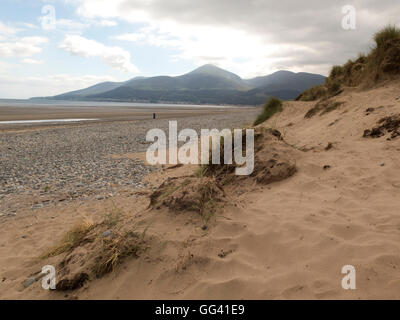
(1, 81, 400, 299)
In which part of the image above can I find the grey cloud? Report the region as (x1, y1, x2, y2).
(94, 0, 400, 74)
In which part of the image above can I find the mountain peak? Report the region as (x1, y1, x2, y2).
(188, 64, 242, 82)
(49, 65, 325, 104)
(191, 64, 222, 72)
(270, 70, 295, 75)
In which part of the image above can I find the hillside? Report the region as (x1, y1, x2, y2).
(45, 65, 325, 105)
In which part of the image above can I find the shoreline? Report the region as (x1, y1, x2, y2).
(0, 105, 257, 131)
(0, 109, 259, 216)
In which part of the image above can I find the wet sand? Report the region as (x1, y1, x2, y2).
(0, 104, 256, 131)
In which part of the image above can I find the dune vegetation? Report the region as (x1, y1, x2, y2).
(254, 97, 283, 125)
(296, 25, 400, 102)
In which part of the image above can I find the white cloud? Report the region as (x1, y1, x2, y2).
(21, 58, 44, 65)
(74, 0, 400, 76)
(0, 74, 117, 99)
(0, 36, 49, 58)
(36, 14, 117, 32)
(54, 18, 117, 29)
(115, 33, 146, 42)
(76, 0, 149, 22)
(59, 34, 138, 73)
(18, 22, 40, 30)
(57, 18, 88, 30)
(0, 21, 19, 35)
(115, 25, 286, 77)
(97, 20, 117, 27)
(0, 20, 48, 59)
(0, 61, 12, 72)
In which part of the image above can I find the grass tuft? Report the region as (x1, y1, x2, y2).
(91, 231, 143, 278)
(374, 25, 400, 48)
(41, 217, 94, 258)
(253, 97, 283, 126)
(103, 207, 123, 228)
(295, 85, 327, 101)
(329, 65, 344, 79)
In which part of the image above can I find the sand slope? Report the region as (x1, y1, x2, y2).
(1, 81, 400, 299)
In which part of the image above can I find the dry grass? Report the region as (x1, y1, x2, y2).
(297, 25, 400, 101)
(40, 207, 149, 288)
(41, 217, 94, 259)
(374, 25, 400, 48)
(91, 230, 144, 278)
(194, 165, 215, 178)
(197, 180, 220, 219)
(103, 206, 123, 228)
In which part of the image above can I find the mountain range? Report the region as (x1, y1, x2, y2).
(37, 64, 326, 105)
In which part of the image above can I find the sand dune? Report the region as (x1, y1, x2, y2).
(1, 81, 400, 299)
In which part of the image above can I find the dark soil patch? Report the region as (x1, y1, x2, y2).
(363, 114, 400, 139)
(149, 177, 225, 222)
(56, 273, 89, 291)
(325, 143, 333, 151)
(365, 106, 384, 115)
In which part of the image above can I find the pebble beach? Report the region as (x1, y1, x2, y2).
(0, 108, 258, 216)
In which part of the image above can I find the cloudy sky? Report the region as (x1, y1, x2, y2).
(0, 0, 399, 98)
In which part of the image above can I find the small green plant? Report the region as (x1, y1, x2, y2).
(326, 80, 342, 94)
(295, 85, 327, 101)
(195, 165, 210, 178)
(253, 97, 283, 126)
(104, 207, 123, 228)
(356, 53, 367, 64)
